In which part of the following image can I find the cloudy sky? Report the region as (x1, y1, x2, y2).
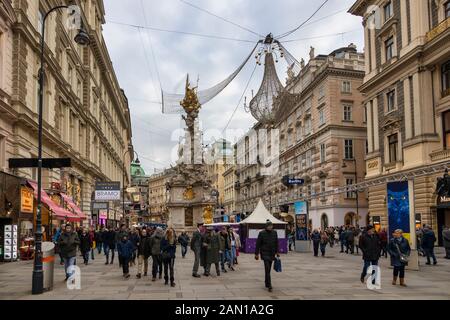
(102, 0, 364, 175)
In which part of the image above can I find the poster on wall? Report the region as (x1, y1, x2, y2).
(294, 201, 308, 241)
(387, 181, 410, 240)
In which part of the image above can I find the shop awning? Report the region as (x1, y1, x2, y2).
(27, 181, 80, 222)
(61, 193, 87, 220)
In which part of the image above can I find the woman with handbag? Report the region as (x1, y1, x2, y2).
(388, 229, 411, 287)
(160, 228, 177, 287)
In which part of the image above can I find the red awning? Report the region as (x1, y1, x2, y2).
(61, 193, 87, 220)
(27, 181, 80, 222)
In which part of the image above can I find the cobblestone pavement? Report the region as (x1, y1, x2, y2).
(0, 245, 449, 300)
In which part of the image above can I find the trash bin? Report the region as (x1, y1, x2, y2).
(42, 242, 55, 291)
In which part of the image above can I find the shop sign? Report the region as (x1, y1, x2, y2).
(132, 193, 140, 203)
(3, 225, 18, 262)
(20, 187, 34, 214)
(92, 202, 108, 210)
(439, 196, 450, 203)
(99, 210, 108, 220)
(95, 182, 121, 201)
(108, 211, 115, 221)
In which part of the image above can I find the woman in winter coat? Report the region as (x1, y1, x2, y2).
(388, 229, 411, 287)
(79, 228, 92, 265)
(319, 231, 329, 257)
(203, 228, 221, 276)
(160, 228, 177, 287)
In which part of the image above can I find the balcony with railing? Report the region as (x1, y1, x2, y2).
(427, 17, 450, 42)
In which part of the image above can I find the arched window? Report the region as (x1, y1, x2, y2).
(321, 213, 328, 230)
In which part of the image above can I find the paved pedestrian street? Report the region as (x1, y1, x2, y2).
(0, 246, 449, 300)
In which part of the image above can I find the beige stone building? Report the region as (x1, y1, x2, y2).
(223, 162, 237, 217)
(266, 45, 368, 229)
(349, 0, 450, 244)
(148, 169, 174, 223)
(0, 0, 133, 226)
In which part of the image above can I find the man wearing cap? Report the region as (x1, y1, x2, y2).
(358, 225, 381, 284)
(255, 219, 279, 292)
(191, 223, 204, 278)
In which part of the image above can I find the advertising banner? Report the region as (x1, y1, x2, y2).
(387, 181, 410, 241)
(294, 201, 308, 241)
(95, 182, 121, 201)
(99, 210, 108, 220)
(20, 187, 34, 213)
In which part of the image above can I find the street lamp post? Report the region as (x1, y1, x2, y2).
(32, 5, 90, 295)
(122, 148, 139, 227)
(342, 158, 359, 228)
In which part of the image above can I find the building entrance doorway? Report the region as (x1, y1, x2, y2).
(437, 208, 450, 246)
(344, 212, 355, 226)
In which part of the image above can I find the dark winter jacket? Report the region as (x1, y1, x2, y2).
(58, 231, 80, 258)
(79, 233, 92, 253)
(388, 237, 411, 267)
(129, 233, 140, 250)
(102, 230, 116, 249)
(94, 230, 103, 243)
(117, 239, 134, 259)
(203, 232, 220, 264)
(443, 229, 450, 248)
(359, 233, 381, 261)
(148, 233, 163, 256)
(346, 230, 355, 243)
(160, 238, 177, 259)
(137, 235, 150, 257)
(421, 229, 436, 249)
(190, 229, 203, 251)
(311, 231, 321, 243)
(255, 229, 279, 261)
(178, 234, 189, 247)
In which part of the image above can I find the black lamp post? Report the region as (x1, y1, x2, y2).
(32, 5, 90, 295)
(342, 158, 359, 227)
(31, 6, 90, 294)
(122, 148, 139, 227)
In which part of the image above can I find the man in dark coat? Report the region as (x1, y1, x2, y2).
(58, 224, 80, 281)
(311, 229, 321, 257)
(359, 225, 381, 283)
(103, 228, 116, 265)
(190, 223, 204, 278)
(345, 227, 355, 254)
(255, 220, 279, 292)
(79, 228, 92, 265)
(443, 226, 450, 259)
(94, 227, 103, 254)
(203, 228, 221, 277)
(421, 225, 437, 265)
(136, 228, 150, 278)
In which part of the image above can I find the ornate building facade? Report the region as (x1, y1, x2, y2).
(350, 0, 450, 244)
(265, 45, 368, 229)
(0, 0, 133, 226)
(148, 169, 174, 223)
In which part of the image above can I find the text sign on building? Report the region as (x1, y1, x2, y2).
(20, 187, 34, 213)
(282, 175, 305, 186)
(95, 182, 121, 201)
(92, 202, 108, 210)
(99, 210, 108, 220)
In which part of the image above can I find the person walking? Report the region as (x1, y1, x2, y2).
(346, 227, 355, 254)
(203, 228, 221, 277)
(379, 228, 388, 258)
(58, 224, 80, 281)
(178, 231, 189, 259)
(219, 227, 231, 273)
(129, 227, 140, 266)
(136, 228, 150, 278)
(311, 229, 321, 257)
(339, 226, 346, 253)
(443, 226, 450, 259)
(190, 223, 204, 278)
(89, 227, 96, 260)
(53, 224, 65, 265)
(117, 234, 134, 279)
(255, 220, 279, 292)
(148, 227, 164, 281)
(161, 228, 177, 287)
(103, 227, 116, 265)
(228, 226, 238, 270)
(421, 225, 437, 265)
(388, 229, 411, 286)
(79, 228, 92, 265)
(95, 227, 103, 255)
(319, 230, 328, 257)
(359, 225, 381, 284)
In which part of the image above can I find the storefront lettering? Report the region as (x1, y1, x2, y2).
(20, 187, 34, 213)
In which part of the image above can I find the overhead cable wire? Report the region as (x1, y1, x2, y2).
(179, 0, 264, 38)
(222, 63, 258, 134)
(275, 0, 330, 39)
(280, 29, 360, 43)
(140, 0, 162, 98)
(106, 20, 256, 43)
(137, 28, 160, 103)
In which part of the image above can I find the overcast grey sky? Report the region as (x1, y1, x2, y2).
(102, 0, 364, 175)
